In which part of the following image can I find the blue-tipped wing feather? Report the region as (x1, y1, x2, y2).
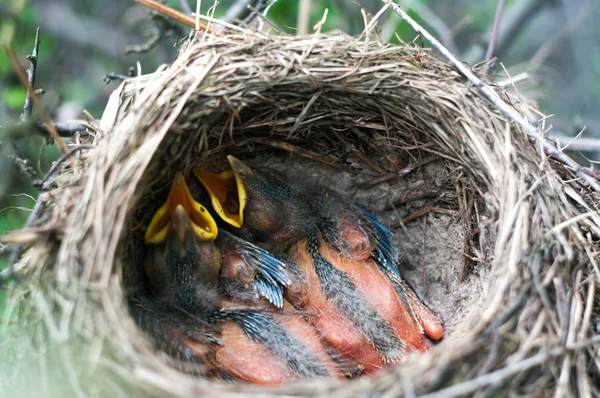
(221, 231, 290, 307)
(207, 310, 270, 343)
(356, 207, 400, 277)
(254, 274, 285, 308)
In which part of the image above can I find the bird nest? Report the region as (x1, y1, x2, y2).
(4, 26, 600, 397)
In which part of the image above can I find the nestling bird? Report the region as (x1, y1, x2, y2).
(194, 156, 443, 374)
(141, 172, 342, 383)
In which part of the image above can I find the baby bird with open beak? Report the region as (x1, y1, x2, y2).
(140, 172, 341, 384)
(195, 156, 443, 375)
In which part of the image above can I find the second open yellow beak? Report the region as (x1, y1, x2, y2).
(193, 156, 251, 229)
(145, 172, 218, 245)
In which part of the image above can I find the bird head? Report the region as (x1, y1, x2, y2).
(143, 173, 221, 312)
(193, 156, 289, 241)
(145, 172, 218, 246)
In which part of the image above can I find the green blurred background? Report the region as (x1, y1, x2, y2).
(1, 0, 600, 316)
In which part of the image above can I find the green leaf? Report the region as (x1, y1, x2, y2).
(4, 86, 26, 110)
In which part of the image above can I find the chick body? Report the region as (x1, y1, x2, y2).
(141, 173, 341, 384)
(195, 157, 444, 372)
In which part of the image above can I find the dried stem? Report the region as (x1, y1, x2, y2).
(382, 0, 600, 192)
(360, 157, 437, 188)
(483, 0, 505, 73)
(133, 0, 211, 32)
(4, 46, 67, 154)
(20, 27, 40, 123)
(298, 0, 312, 35)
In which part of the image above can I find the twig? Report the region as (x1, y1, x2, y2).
(352, 129, 406, 169)
(483, 0, 505, 73)
(133, 0, 211, 32)
(254, 139, 343, 169)
(360, 157, 436, 188)
(531, 252, 561, 334)
(476, 289, 528, 377)
(550, 135, 600, 152)
(464, 0, 550, 64)
(222, 0, 257, 24)
(382, 0, 600, 192)
(20, 27, 40, 123)
(392, 0, 458, 55)
(38, 145, 94, 190)
(103, 73, 130, 84)
(419, 335, 600, 398)
(298, 0, 311, 35)
(2, 121, 92, 140)
(5, 46, 67, 154)
(6, 145, 37, 182)
(458, 187, 475, 283)
(36, 121, 92, 137)
(0, 146, 92, 287)
(244, 3, 282, 33)
(126, 13, 188, 54)
(385, 190, 451, 210)
(391, 207, 456, 228)
(330, 129, 385, 174)
(0, 195, 46, 287)
(125, 28, 163, 54)
(243, 0, 266, 24)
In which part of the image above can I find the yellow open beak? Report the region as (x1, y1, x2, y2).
(144, 172, 218, 245)
(193, 158, 248, 229)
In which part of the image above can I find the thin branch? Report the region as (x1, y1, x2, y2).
(360, 157, 437, 188)
(550, 134, 600, 152)
(419, 336, 600, 398)
(254, 139, 343, 169)
(38, 145, 94, 191)
(5, 46, 68, 154)
(383, 0, 600, 192)
(20, 27, 40, 123)
(298, 0, 311, 35)
(384, 190, 450, 210)
(392, 207, 456, 228)
(6, 145, 37, 182)
(133, 0, 211, 32)
(393, 0, 458, 55)
(103, 73, 130, 84)
(126, 13, 189, 54)
(464, 0, 550, 64)
(0, 146, 95, 285)
(125, 29, 163, 54)
(2, 121, 93, 140)
(222, 0, 256, 24)
(242, 0, 267, 26)
(0, 195, 46, 287)
(0, 147, 92, 285)
(483, 0, 505, 73)
(245, 3, 282, 33)
(36, 122, 93, 137)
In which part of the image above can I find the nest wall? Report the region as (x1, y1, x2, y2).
(4, 29, 600, 398)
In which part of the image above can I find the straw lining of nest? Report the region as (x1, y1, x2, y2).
(3, 23, 600, 398)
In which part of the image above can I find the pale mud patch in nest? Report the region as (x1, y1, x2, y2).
(2, 27, 600, 398)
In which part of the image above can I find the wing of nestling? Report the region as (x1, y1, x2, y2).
(218, 230, 290, 308)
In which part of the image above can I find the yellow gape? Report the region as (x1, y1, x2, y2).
(193, 157, 248, 229)
(144, 172, 218, 245)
